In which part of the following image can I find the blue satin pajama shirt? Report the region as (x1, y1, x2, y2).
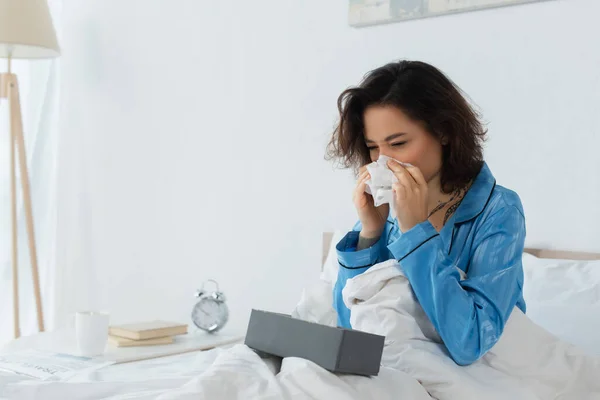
(333, 162, 526, 366)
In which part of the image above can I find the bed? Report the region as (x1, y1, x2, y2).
(0, 233, 599, 399)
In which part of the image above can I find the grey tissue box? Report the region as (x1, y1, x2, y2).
(244, 309, 385, 376)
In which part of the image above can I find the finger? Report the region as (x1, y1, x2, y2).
(355, 180, 366, 196)
(387, 159, 417, 187)
(392, 182, 407, 200)
(354, 179, 374, 207)
(405, 165, 427, 187)
(357, 171, 370, 186)
(396, 170, 416, 191)
(355, 171, 368, 186)
(386, 159, 415, 171)
(354, 173, 370, 195)
(354, 178, 365, 193)
(386, 158, 404, 173)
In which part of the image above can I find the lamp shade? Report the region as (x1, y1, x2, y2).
(0, 0, 60, 59)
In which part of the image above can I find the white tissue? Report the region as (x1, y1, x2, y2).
(365, 155, 399, 207)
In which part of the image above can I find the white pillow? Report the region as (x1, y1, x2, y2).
(522, 253, 600, 355)
(319, 230, 345, 285)
(290, 230, 345, 326)
(522, 253, 600, 306)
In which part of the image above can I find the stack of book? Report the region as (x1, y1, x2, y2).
(108, 320, 188, 348)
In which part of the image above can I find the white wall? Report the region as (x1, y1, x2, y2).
(56, 0, 600, 332)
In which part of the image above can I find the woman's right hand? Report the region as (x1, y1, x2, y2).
(353, 166, 389, 239)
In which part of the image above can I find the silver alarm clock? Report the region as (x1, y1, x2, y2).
(191, 279, 229, 333)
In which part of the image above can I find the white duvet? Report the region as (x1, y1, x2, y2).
(341, 259, 600, 400)
(2, 259, 600, 399)
(0, 341, 430, 400)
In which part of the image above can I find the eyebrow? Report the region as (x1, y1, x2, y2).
(365, 132, 406, 144)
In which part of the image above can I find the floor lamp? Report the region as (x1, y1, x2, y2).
(0, 0, 60, 338)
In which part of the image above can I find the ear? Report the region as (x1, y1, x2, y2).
(440, 135, 449, 146)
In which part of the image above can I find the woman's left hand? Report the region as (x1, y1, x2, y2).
(387, 160, 429, 233)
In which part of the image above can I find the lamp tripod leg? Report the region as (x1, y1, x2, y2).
(4, 73, 45, 336)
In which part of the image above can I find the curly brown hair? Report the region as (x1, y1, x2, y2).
(326, 60, 487, 193)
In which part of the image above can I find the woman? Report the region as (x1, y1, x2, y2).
(327, 60, 526, 366)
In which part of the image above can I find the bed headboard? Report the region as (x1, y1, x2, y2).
(321, 232, 600, 268)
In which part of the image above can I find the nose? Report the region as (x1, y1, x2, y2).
(378, 147, 391, 158)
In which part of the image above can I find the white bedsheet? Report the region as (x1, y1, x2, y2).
(0, 343, 431, 400)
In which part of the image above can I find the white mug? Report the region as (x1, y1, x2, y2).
(75, 311, 109, 357)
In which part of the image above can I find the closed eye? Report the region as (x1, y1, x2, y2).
(367, 142, 405, 151)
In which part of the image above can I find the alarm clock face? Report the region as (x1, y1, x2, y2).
(191, 297, 229, 332)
